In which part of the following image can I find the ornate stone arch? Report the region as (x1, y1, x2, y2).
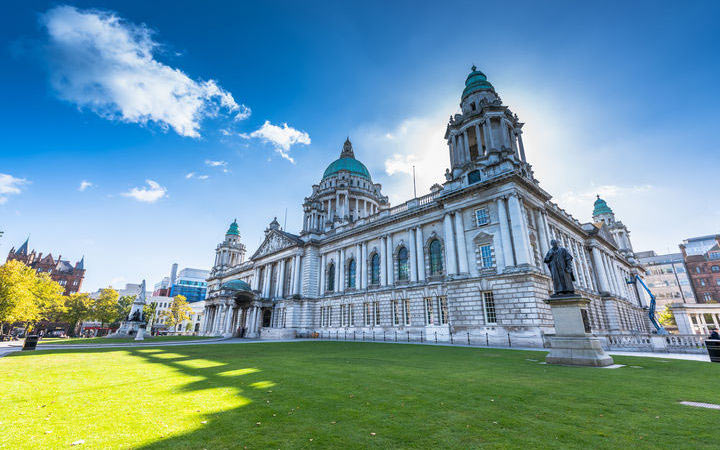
(367, 248, 381, 286)
(424, 232, 445, 278)
(326, 258, 336, 292)
(393, 241, 410, 282)
(345, 256, 357, 289)
(473, 231, 496, 273)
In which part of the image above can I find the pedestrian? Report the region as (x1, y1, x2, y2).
(709, 329, 720, 340)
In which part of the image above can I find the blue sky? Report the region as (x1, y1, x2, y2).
(1, 1, 719, 292)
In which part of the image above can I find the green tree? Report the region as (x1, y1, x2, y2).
(61, 293, 93, 336)
(160, 295, 192, 331)
(33, 272, 66, 325)
(93, 288, 120, 328)
(116, 295, 135, 323)
(658, 304, 676, 327)
(0, 261, 41, 333)
(143, 303, 157, 328)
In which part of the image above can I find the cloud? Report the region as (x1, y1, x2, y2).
(205, 159, 227, 167)
(78, 180, 93, 191)
(559, 184, 655, 205)
(0, 173, 28, 204)
(186, 172, 209, 180)
(248, 121, 311, 163)
(40, 6, 249, 138)
(185, 172, 195, 179)
(121, 179, 167, 203)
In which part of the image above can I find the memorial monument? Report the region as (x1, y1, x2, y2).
(113, 280, 148, 339)
(543, 240, 614, 367)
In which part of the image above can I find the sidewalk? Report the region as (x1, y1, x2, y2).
(0, 337, 712, 362)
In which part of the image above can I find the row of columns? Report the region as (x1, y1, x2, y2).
(494, 194, 534, 270)
(202, 302, 263, 337)
(252, 254, 303, 299)
(450, 116, 526, 169)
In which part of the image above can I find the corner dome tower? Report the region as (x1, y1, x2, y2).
(462, 65, 495, 101)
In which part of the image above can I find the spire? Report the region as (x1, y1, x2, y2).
(340, 137, 355, 158)
(16, 237, 29, 255)
(76, 256, 85, 270)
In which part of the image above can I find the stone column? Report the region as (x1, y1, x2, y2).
(386, 234, 394, 284)
(355, 243, 362, 288)
(443, 213, 457, 275)
(462, 130, 470, 164)
(380, 237, 387, 286)
(409, 229, 417, 282)
(338, 249, 345, 292)
(535, 210, 549, 260)
(415, 227, 425, 282)
(474, 123, 483, 156)
(223, 303, 234, 336)
(320, 253, 326, 295)
(484, 118, 494, 150)
(590, 246, 610, 294)
(454, 211, 469, 274)
(517, 130, 527, 162)
(361, 242, 368, 288)
(200, 306, 209, 334)
(335, 251, 341, 292)
(497, 197, 514, 270)
(277, 259, 286, 298)
(507, 194, 531, 265)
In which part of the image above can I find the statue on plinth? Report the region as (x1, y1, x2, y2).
(544, 239, 575, 296)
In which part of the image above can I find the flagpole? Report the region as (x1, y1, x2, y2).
(412, 165, 417, 198)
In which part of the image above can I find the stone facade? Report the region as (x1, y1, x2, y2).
(201, 68, 651, 345)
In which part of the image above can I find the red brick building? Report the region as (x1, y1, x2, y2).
(680, 234, 720, 303)
(6, 238, 85, 295)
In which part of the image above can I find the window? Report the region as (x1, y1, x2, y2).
(328, 306, 333, 326)
(340, 304, 347, 327)
(710, 252, 720, 260)
(475, 208, 489, 226)
(468, 170, 482, 185)
(424, 297, 434, 325)
(349, 304, 355, 326)
(483, 291, 497, 324)
(696, 267, 702, 273)
(480, 244, 493, 268)
(374, 302, 380, 325)
(403, 299, 411, 326)
(370, 253, 380, 285)
(392, 300, 401, 325)
(704, 293, 713, 302)
(364, 303, 371, 326)
(327, 263, 335, 292)
(700, 279, 706, 287)
(712, 265, 720, 273)
(716, 279, 720, 286)
(429, 239, 443, 275)
(397, 247, 409, 281)
(438, 296, 448, 325)
(347, 259, 356, 288)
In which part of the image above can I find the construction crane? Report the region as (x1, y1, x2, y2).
(627, 275, 668, 335)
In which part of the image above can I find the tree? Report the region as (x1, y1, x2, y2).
(160, 295, 192, 331)
(61, 293, 93, 336)
(116, 295, 135, 323)
(0, 261, 40, 333)
(658, 304, 676, 327)
(33, 272, 66, 325)
(143, 303, 156, 328)
(93, 288, 119, 328)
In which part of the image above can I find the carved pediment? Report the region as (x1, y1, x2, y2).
(251, 231, 300, 260)
(473, 231, 494, 243)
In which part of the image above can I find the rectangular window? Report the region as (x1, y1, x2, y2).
(438, 296, 448, 325)
(475, 208, 489, 226)
(364, 303, 371, 326)
(403, 299, 411, 326)
(480, 244, 493, 268)
(340, 305, 346, 327)
(374, 302, 380, 326)
(483, 291, 497, 324)
(349, 304, 355, 326)
(392, 300, 400, 326)
(328, 306, 333, 327)
(424, 297, 434, 325)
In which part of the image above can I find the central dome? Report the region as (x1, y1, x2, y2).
(322, 138, 371, 180)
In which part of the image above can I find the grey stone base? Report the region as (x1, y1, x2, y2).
(260, 328, 297, 340)
(545, 336, 614, 367)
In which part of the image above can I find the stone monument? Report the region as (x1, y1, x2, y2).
(543, 240, 613, 367)
(113, 280, 148, 339)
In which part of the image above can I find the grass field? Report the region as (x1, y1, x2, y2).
(37, 335, 217, 345)
(1, 342, 717, 449)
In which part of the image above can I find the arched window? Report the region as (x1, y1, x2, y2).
(347, 259, 356, 288)
(370, 253, 380, 285)
(327, 263, 335, 292)
(429, 239, 443, 275)
(397, 247, 409, 281)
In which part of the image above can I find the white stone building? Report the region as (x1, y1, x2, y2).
(201, 68, 650, 345)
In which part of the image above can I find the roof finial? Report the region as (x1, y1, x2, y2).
(471, 64, 477, 71)
(341, 137, 354, 158)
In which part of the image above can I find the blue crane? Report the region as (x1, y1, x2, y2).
(628, 274, 668, 335)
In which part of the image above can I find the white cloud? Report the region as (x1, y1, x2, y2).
(559, 184, 655, 206)
(41, 6, 249, 138)
(121, 179, 167, 203)
(205, 160, 227, 167)
(197, 174, 209, 180)
(79, 180, 93, 191)
(0, 173, 28, 204)
(248, 121, 311, 163)
(185, 172, 195, 179)
(186, 172, 209, 180)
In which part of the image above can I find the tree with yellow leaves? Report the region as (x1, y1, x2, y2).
(159, 295, 192, 331)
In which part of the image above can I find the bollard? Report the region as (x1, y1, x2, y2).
(407, 330, 410, 342)
(353, 331, 356, 341)
(384, 330, 386, 342)
(435, 331, 437, 343)
(508, 333, 511, 347)
(450, 329, 454, 344)
(362, 331, 364, 341)
(420, 331, 423, 343)
(486, 332, 489, 347)
(395, 330, 397, 342)
(467, 331, 470, 345)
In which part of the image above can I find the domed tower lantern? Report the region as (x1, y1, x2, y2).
(213, 219, 247, 272)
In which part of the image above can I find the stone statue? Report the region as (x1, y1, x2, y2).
(544, 239, 575, 296)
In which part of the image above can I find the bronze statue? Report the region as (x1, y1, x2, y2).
(544, 239, 575, 296)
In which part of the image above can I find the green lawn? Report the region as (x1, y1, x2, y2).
(0, 342, 717, 449)
(37, 335, 217, 345)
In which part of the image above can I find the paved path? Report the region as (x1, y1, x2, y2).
(0, 337, 711, 362)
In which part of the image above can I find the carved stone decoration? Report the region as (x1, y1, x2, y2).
(255, 232, 297, 258)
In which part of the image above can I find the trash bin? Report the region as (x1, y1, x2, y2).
(705, 340, 720, 363)
(22, 335, 39, 351)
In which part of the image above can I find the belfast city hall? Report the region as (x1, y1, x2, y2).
(200, 68, 651, 346)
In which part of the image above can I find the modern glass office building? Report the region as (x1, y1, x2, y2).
(169, 267, 210, 303)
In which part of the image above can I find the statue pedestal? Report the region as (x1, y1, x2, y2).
(544, 295, 613, 367)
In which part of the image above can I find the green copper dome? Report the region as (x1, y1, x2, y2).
(462, 65, 494, 100)
(322, 138, 371, 180)
(593, 196, 613, 217)
(220, 279, 251, 292)
(226, 219, 240, 236)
